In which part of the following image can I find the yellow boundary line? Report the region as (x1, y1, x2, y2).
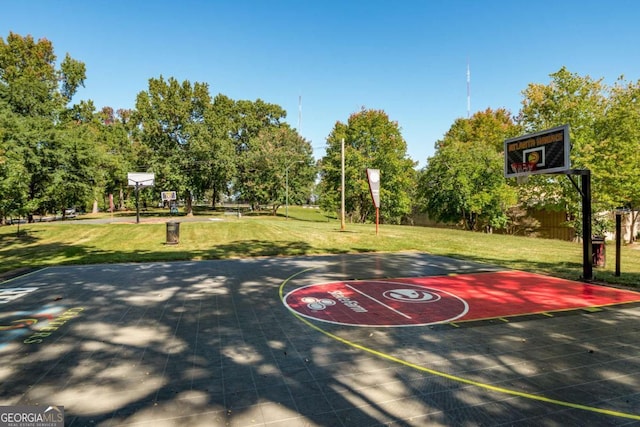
(445, 302, 638, 326)
(279, 269, 640, 421)
(0, 267, 48, 285)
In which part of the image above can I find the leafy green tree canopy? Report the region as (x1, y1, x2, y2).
(517, 67, 635, 236)
(418, 109, 519, 231)
(320, 108, 416, 224)
(134, 75, 212, 215)
(0, 32, 90, 221)
(0, 32, 86, 117)
(438, 108, 522, 152)
(236, 125, 315, 214)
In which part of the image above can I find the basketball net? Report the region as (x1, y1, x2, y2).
(511, 162, 537, 184)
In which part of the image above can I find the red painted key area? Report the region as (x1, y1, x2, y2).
(283, 271, 640, 327)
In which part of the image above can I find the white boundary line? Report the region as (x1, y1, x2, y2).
(345, 284, 412, 319)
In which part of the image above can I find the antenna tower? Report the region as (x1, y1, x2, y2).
(298, 95, 302, 132)
(467, 60, 471, 118)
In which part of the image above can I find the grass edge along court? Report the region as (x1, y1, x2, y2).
(1, 209, 639, 287)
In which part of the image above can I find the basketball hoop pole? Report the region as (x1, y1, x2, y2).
(505, 125, 593, 279)
(127, 173, 155, 224)
(135, 182, 141, 224)
(563, 169, 593, 281)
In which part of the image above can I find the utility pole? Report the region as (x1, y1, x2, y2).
(341, 138, 346, 231)
(467, 59, 471, 118)
(298, 95, 302, 133)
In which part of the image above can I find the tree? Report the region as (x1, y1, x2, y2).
(519, 67, 613, 236)
(0, 33, 85, 118)
(45, 123, 99, 215)
(59, 53, 86, 104)
(319, 108, 416, 224)
(591, 78, 640, 241)
(438, 108, 522, 152)
(226, 98, 288, 207)
(228, 99, 287, 154)
(94, 107, 138, 211)
(134, 76, 211, 215)
(0, 33, 58, 117)
(416, 108, 520, 231)
(0, 32, 88, 221)
(0, 106, 34, 222)
(520, 67, 606, 155)
(235, 126, 315, 214)
(195, 94, 239, 208)
(418, 139, 515, 231)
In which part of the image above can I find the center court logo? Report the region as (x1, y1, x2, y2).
(301, 297, 336, 311)
(383, 289, 441, 303)
(284, 280, 468, 327)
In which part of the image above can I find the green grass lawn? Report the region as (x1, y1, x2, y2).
(1, 207, 639, 287)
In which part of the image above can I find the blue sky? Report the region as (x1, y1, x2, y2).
(3, 1, 639, 166)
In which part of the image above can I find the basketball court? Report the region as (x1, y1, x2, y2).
(1, 252, 639, 426)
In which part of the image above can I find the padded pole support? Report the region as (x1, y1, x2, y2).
(581, 171, 593, 281)
(564, 169, 593, 281)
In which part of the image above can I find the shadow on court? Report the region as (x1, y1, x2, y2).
(0, 253, 638, 426)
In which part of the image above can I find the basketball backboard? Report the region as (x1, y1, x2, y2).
(161, 191, 177, 201)
(127, 172, 155, 187)
(504, 125, 570, 178)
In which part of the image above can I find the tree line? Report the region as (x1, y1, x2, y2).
(318, 68, 640, 238)
(1, 32, 639, 240)
(416, 68, 640, 239)
(0, 32, 318, 222)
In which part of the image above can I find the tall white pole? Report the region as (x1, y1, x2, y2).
(341, 138, 346, 230)
(298, 95, 302, 133)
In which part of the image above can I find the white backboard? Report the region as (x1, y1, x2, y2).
(127, 172, 155, 187)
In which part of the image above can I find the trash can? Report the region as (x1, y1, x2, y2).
(592, 236, 605, 268)
(166, 221, 180, 245)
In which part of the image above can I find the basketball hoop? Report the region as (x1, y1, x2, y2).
(504, 124, 570, 182)
(511, 162, 537, 184)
